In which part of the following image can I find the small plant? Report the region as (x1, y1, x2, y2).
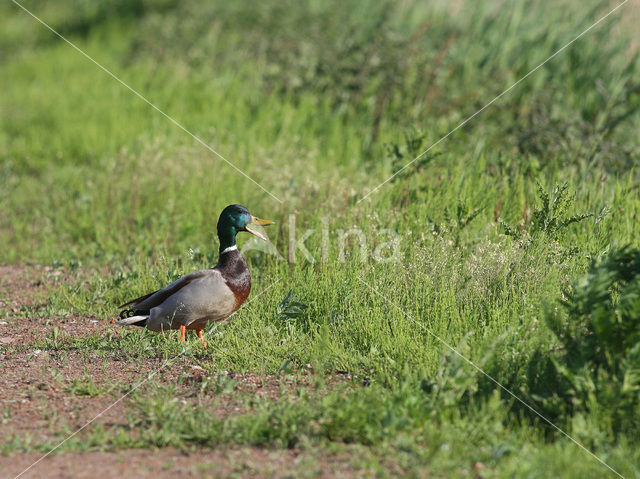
(212, 374, 238, 395)
(384, 130, 442, 204)
(2, 407, 10, 424)
(500, 182, 592, 243)
(65, 373, 108, 397)
(277, 290, 308, 324)
(276, 290, 310, 339)
(386, 130, 435, 180)
(49, 326, 61, 349)
(531, 182, 592, 239)
(428, 199, 485, 246)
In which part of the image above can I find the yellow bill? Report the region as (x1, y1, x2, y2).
(245, 216, 275, 241)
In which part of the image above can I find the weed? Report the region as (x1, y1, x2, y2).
(428, 199, 485, 246)
(65, 373, 111, 397)
(500, 182, 593, 257)
(277, 290, 308, 325)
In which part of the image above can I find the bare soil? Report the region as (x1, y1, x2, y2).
(0, 266, 366, 478)
(1, 447, 379, 479)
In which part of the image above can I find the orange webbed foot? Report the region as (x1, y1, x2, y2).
(179, 325, 186, 342)
(196, 329, 207, 348)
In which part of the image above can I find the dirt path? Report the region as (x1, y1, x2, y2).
(2, 447, 374, 479)
(1, 266, 136, 443)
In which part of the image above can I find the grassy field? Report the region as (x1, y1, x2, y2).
(1, 0, 640, 477)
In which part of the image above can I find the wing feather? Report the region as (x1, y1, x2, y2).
(118, 270, 211, 310)
(118, 290, 157, 309)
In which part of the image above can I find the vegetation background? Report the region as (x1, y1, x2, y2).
(1, 0, 639, 477)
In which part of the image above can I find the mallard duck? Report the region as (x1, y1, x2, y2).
(117, 204, 274, 347)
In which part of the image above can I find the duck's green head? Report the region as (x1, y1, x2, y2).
(217, 204, 274, 251)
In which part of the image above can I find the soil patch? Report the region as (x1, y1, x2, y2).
(2, 446, 382, 479)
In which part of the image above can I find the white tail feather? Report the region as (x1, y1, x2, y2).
(117, 315, 149, 326)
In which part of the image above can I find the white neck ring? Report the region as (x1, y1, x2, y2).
(221, 245, 238, 254)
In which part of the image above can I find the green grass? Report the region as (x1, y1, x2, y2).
(2, 0, 640, 477)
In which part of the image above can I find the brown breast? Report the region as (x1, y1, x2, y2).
(216, 248, 252, 311)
